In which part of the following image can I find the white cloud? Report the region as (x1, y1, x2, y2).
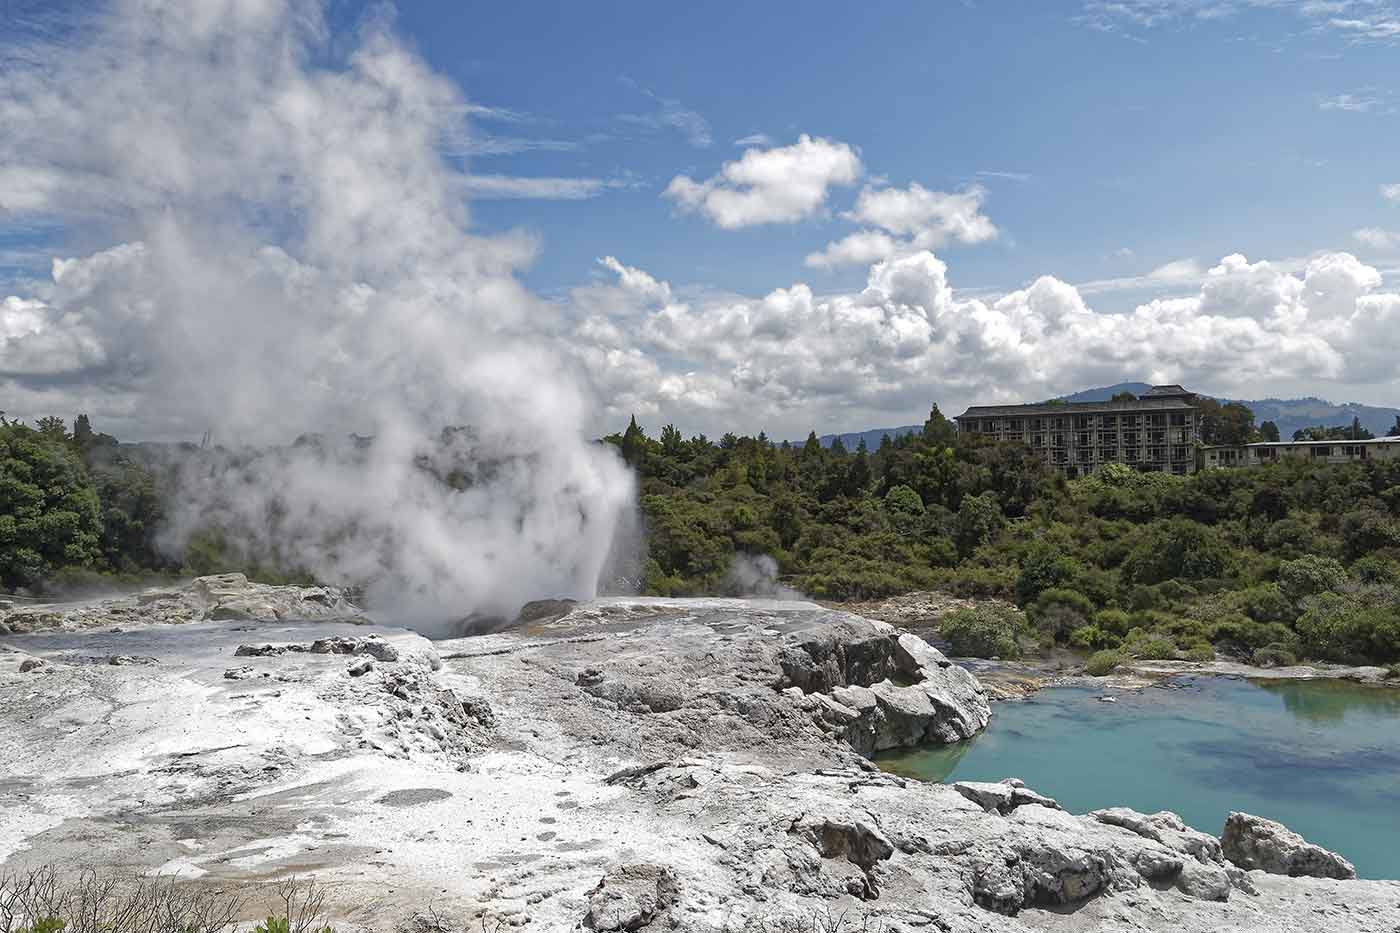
(460, 174, 632, 200)
(804, 230, 900, 269)
(1383, 183, 1400, 203)
(571, 247, 1400, 438)
(1354, 227, 1400, 249)
(734, 133, 773, 147)
(1081, 1, 1400, 42)
(662, 135, 863, 229)
(975, 170, 1032, 182)
(617, 79, 712, 148)
(1114, 247, 1136, 259)
(1149, 258, 1206, 281)
(845, 183, 998, 247)
(1318, 93, 1382, 112)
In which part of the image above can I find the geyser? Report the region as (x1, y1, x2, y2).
(0, 0, 635, 626)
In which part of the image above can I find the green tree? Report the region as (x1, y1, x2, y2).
(921, 403, 957, 447)
(620, 415, 647, 468)
(1259, 420, 1280, 443)
(1110, 390, 1138, 402)
(0, 424, 103, 587)
(954, 492, 1004, 557)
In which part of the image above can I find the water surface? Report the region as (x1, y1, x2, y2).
(876, 676, 1400, 879)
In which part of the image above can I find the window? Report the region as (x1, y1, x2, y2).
(1311, 446, 1331, 457)
(1031, 434, 1044, 447)
(1030, 418, 1043, 431)
(1078, 449, 1091, 463)
(1078, 433, 1091, 447)
(1052, 433, 1065, 447)
(1008, 419, 1023, 431)
(1074, 416, 1092, 429)
(1101, 415, 1117, 428)
(1170, 413, 1187, 427)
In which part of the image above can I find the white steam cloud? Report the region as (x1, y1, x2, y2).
(0, 1, 633, 627)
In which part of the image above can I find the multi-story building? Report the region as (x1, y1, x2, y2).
(954, 384, 1202, 477)
(1202, 437, 1400, 469)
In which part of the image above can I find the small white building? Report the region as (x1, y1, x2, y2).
(1202, 436, 1400, 469)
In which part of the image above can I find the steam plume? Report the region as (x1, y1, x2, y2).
(0, 1, 634, 627)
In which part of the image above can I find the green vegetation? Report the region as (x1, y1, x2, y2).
(608, 402, 1400, 667)
(7, 402, 1400, 670)
(939, 605, 1025, 659)
(1084, 649, 1123, 676)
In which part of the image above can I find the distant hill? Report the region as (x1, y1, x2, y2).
(814, 425, 922, 450)
(808, 383, 1399, 447)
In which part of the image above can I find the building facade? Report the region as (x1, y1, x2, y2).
(1202, 437, 1400, 469)
(954, 385, 1202, 477)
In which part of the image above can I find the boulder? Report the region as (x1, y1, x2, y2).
(583, 863, 679, 930)
(1221, 812, 1356, 879)
(1091, 807, 1221, 864)
(18, 658, 45, 673)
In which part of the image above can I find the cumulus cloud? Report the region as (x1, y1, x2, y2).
(663, 135, 863, 228)
(1383, 183, 1400, 203)
(0, 0, 633, 624)
(804, 230, 900, 269)
(803, 182, 997, 270)
(570, 247, 1400, 439)
(1354, 227, 1400, 250)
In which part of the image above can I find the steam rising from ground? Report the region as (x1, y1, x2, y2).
(721, 554, 805, 601)
(0, 1, 633, 626)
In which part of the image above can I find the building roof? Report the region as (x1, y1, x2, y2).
(1204, 437, 1400, 450)
(955, 384, 1199, 419)
(956, 397, 1195, 419)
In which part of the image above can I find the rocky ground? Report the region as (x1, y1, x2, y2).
(3, 580, 1398, 931)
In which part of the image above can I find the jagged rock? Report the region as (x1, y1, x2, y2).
(516, 598, 578, 625)
(19, 658, 45, 673)
(223, 666, 256, 680)
(956, 780, 1061, 815)
(1221, 812, 1356, 879)
(583, 863, 679, 930)
(1175, 860, 1232, 901)
(347, 657, 374, 677)
(0, 573, 363, 634)
(235, 644, 287, 657)
(955, 780, 1015, 814)
(1092, 807, 1222, 864)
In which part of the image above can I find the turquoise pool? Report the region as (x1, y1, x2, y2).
(876, 676, 1400, 878)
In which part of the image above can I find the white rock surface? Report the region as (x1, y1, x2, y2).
(1, 592, 1395, 932)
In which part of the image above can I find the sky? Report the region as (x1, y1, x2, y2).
(1, 0, 1399, 443)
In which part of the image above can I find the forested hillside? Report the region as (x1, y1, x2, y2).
(6, 407, 1400, 668)
(609, 406, 1400, 668)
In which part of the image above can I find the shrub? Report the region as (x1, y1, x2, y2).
(1277, 555, 1347, 601)
(1028, 588, 1095, 640)
(1131, 635, 1177, 660)
(1241, 583, 1295, 625)
(1121, 518, 1232, 585)
(1208, 614, 1299, 656)
(954, 492, 1005, 557)
(1069, 624, 1120, 650)
(1014, 548, 1080, 603)
(1184, 643, 1216, 663)
(1252, 644, 1297, 668)
(939, 605, 1024, 659)
(1354, 555, 1400, 585)
(1084, 649, 1123, 676)
(1092, 608, 1132, 636)
(1387, 663, 1400, 680)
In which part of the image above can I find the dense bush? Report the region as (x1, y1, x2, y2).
(939, 605, 1025, 659)
(1084, 649, 1122, 676)
(1277, 555, 1347, 601)
(1252, 644, 1298, 668)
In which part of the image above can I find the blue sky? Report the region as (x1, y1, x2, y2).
(2, 0, 1400, 442)
(382, 0, 1399, 302)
